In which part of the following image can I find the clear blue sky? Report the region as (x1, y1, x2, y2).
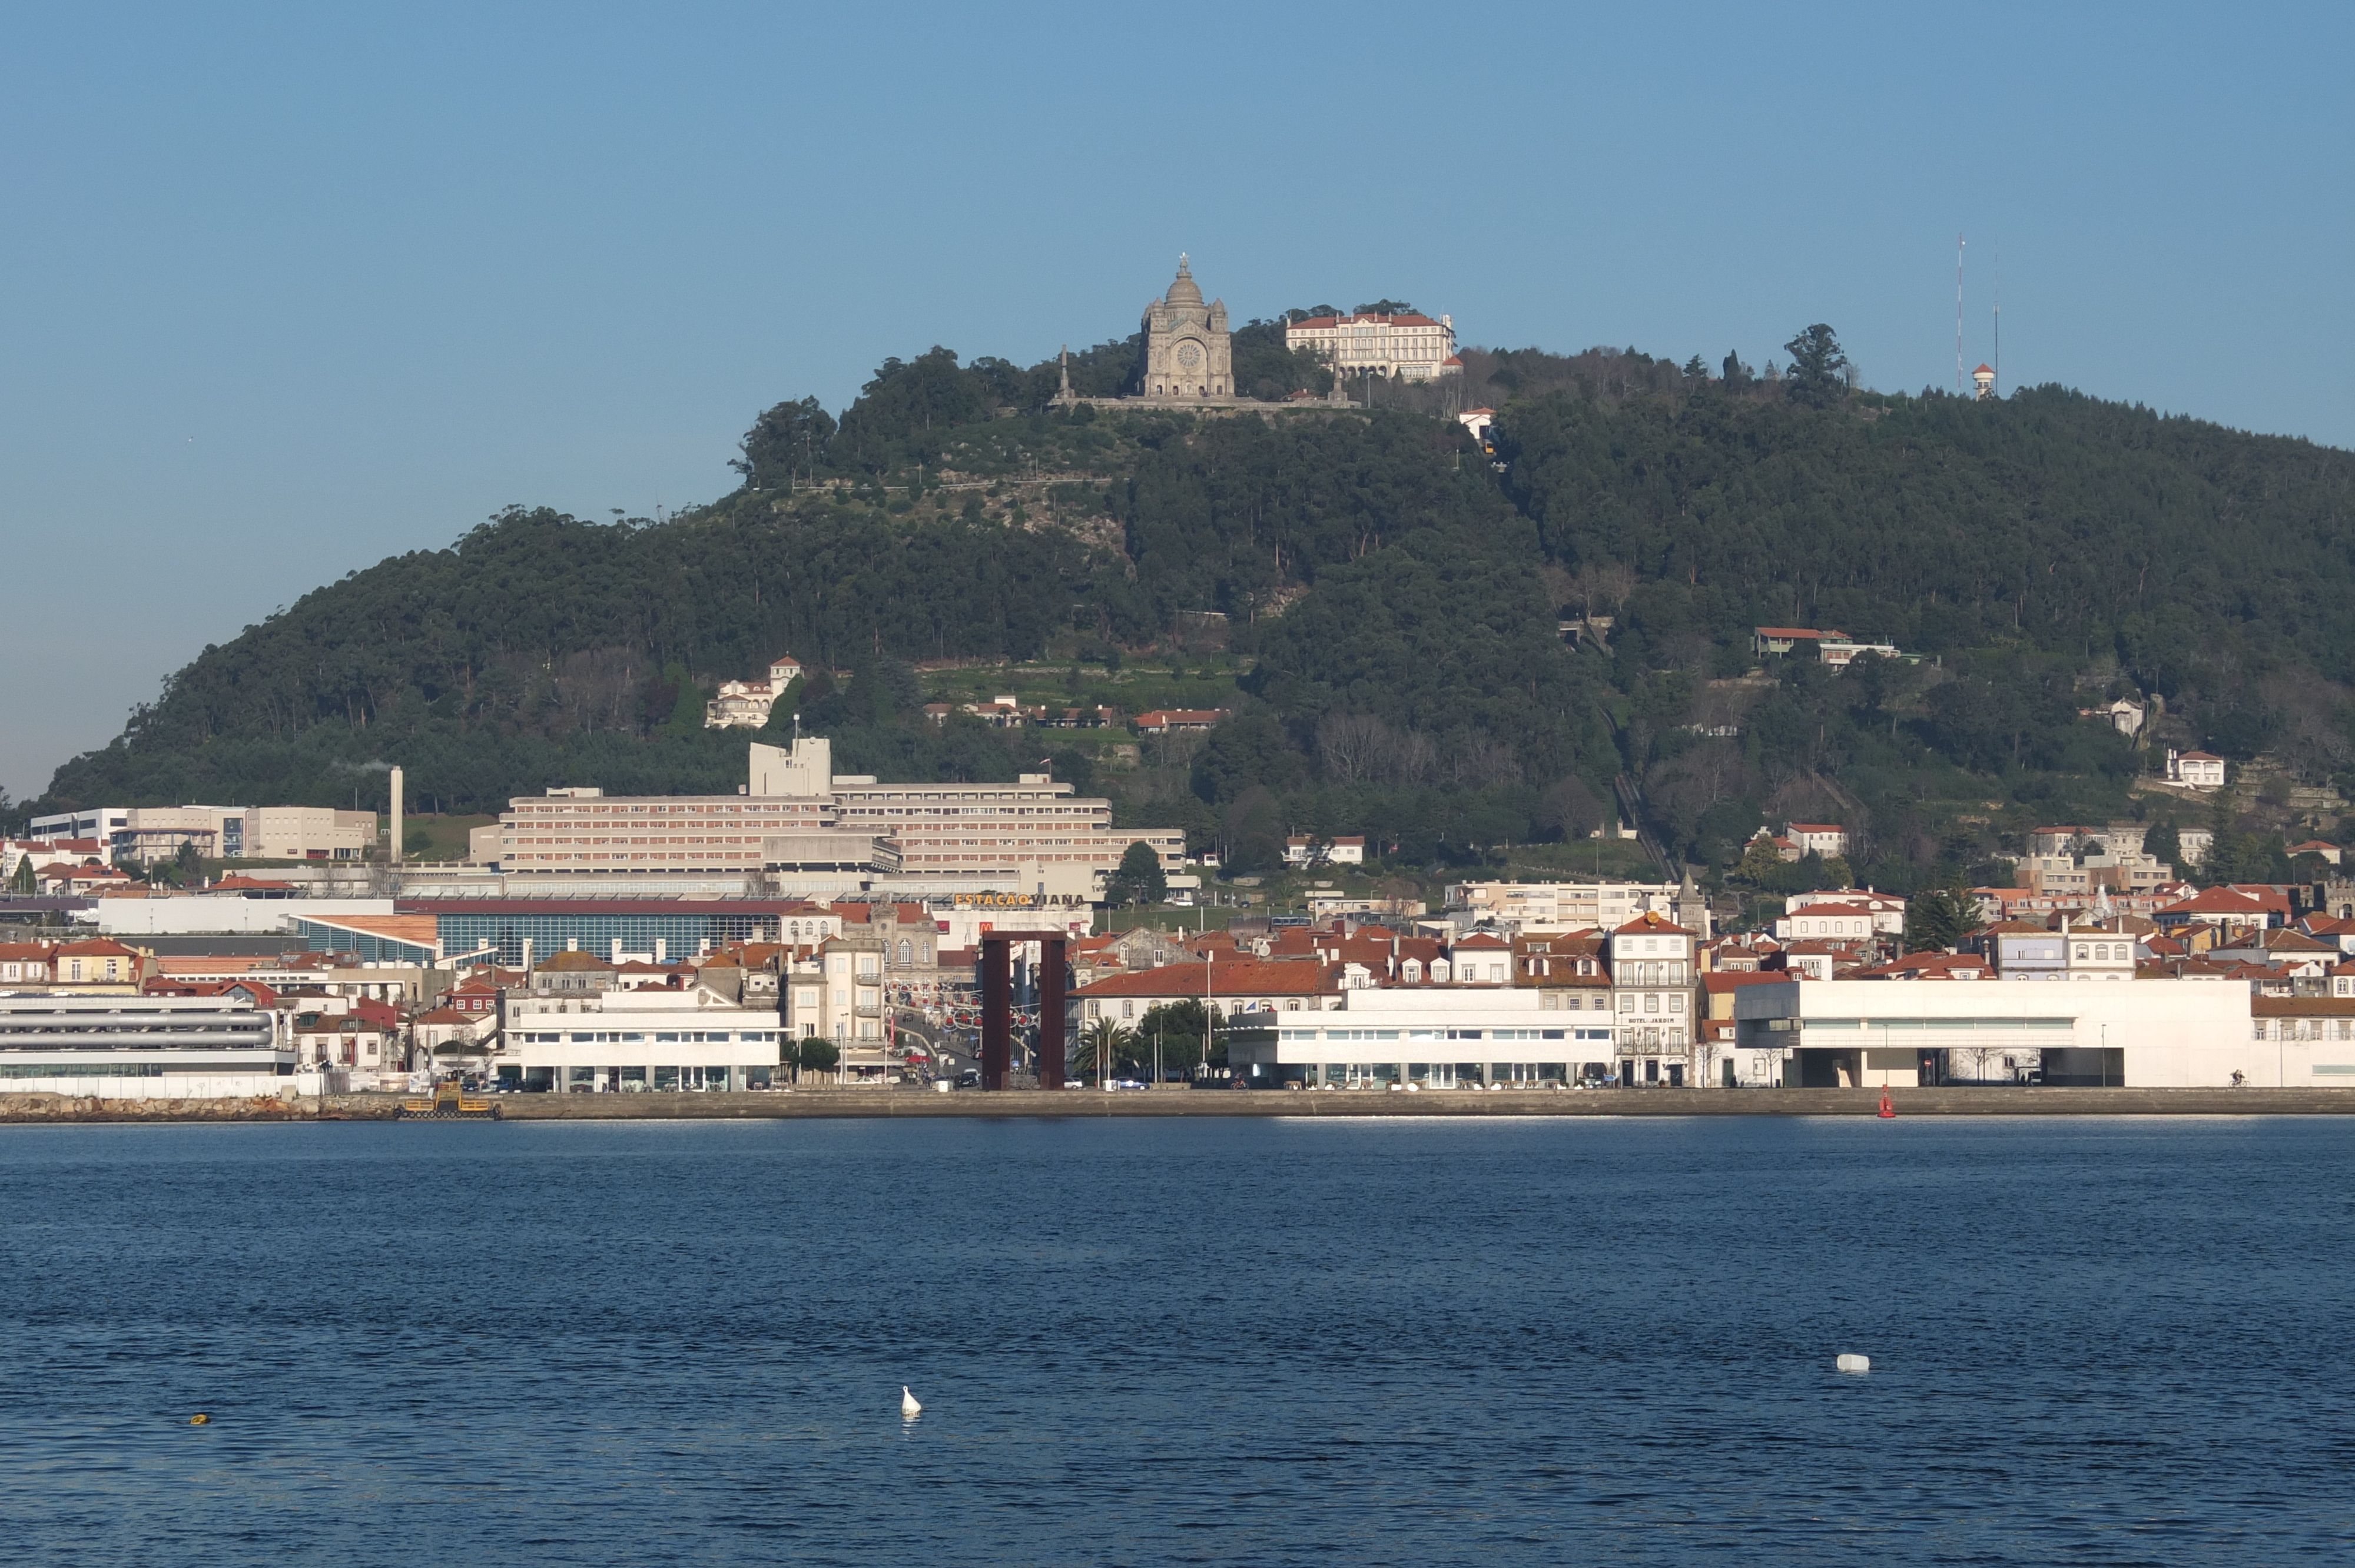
(3, 1, 2349, 802)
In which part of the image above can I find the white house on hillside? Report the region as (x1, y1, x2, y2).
(705, 657, 805, 729)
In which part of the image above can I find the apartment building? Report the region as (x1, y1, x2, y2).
(1447, 879, 1710, 937)
(785, 932, 886, 1044)
(1608, 912, 1699, 1082)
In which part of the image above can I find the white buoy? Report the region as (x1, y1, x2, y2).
(901, 1386, 922, 1417)
(1836, 1353, 1871, 1374)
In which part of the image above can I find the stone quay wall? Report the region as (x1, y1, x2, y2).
(9, 1087, 2355, 1123)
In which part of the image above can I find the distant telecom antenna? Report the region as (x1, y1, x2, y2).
(1992, 239, 2001, 397)
(1954, 232, 1966, 396)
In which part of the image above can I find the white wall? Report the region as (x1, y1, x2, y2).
(1732, 979, 2291, 1088)
(94, 899, 396, 935)
(0, 1072, 296, 1099)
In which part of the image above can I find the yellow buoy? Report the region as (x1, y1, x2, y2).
(190, 1413, 211, 1425)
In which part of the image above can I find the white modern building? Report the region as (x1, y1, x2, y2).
(0, 994, 295, 1098)
(495, 986, 785, 1092)
(1285, 311, 1461, 381)
(1223, 986, 1620, 1089)
(29, 804, 374, 863)
(28, 806, 131, 844)
(1730, 978, 2284, 1088)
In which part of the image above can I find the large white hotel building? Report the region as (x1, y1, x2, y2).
(1285, 311, 1462, 382)
(484, 738, 1183, 899)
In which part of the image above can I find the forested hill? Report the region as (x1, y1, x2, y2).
(29, 330, 2355, 889)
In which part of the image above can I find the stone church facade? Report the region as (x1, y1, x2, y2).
(1140, 255, 1232, 400)
(1049, 256, 1350, 411)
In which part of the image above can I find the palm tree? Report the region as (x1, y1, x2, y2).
(1076, 1016, 1135, 1084)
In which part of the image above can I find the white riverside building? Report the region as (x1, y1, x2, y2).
(1731, 979, 2308, 1089)
(495, 987, 785, 1093)
(0, 994, 295, 1098)
(1224, 977, 2327, 1091)
(1225, 988, 1622, 1088)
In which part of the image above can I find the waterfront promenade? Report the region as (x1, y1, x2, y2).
(6, 1086, 2355, 1121)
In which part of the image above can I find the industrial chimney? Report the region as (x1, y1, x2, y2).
(389, 766, 405, 865)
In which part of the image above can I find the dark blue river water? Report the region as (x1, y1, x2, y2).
(3, 1115, 2351, 1565)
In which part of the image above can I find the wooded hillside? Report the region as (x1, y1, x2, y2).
(31, 327, 2355, 890)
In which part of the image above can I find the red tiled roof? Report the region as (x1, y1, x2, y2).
(536, 950, 619, 971)
(1287, 313, 1445, 331)
(55, 938, 141, 956)
(2160, 888, 2272, 915)
(1133, 709, 1229, 726)
(2254, 995, 2355, 1016)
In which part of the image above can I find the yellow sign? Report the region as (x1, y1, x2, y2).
(949, 892, 1087, 909)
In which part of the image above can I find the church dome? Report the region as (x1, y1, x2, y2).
(1164, 255, 1203, 307)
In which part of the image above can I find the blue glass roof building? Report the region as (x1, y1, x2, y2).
(399, 901, 801, 967)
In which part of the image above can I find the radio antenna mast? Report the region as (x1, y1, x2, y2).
(1954, 233, 1966, 396)
(1992, 239, 2001, 397)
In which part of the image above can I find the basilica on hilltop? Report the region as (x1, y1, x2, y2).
(1054, 255, 1350, 410)
(1140, 254, 1232, 398)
